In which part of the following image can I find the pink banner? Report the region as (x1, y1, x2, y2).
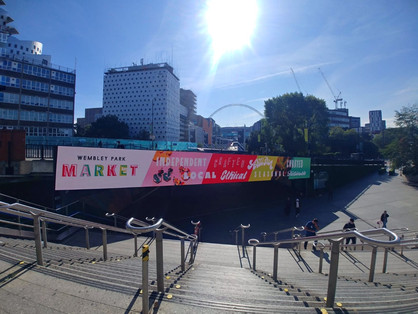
(55, 147, 310, 190)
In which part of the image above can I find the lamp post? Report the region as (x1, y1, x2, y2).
(150, 99, 155, 149)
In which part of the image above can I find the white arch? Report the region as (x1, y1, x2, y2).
(209, 104, 264, 119)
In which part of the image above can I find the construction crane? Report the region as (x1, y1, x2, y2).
(318, 67, 343, 109)
(290, 67, 302, 94)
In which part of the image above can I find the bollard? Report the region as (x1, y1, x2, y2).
(326, 239, 342, 307)
(273, 245, 279, 281)
(32, 213, 44, 266)
(369, 246, 377, 282)
(142, 244, 150, 314)
(156, 230, 164, 293)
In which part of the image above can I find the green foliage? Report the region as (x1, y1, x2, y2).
(264, 92, 329, 155)
(376, 104, 417, 171)
(134, 129, 150, 140)
(85, 115, 130, 139)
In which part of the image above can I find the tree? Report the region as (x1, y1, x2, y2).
(394, 104, 418, 171)
(134, 129, 151, 141)
(327, 127, 358, 157)
(264, 92, 329, 156)
(85, 115, 130, 139)
(375, 104, 417, 178)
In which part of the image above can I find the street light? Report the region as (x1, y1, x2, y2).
(150, 99, 156, 149)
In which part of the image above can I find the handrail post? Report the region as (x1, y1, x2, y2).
(41, 219, 48, 248)
(241, 227, 246, 257)
(240, 224, 250, 258)
(400, 234, 404, 256)
(32, 213, 44, 266)
(369, 246, 377, 282)
(382, 248, 389, 273)
(273, 232, 278, 242)
(326, 239, 342, 307)
(134, 234, 138, 257)
(273, 245, 279, 281)
(141, 244, 150, 314)
(252, 245, 257, 271)
(319, 247, 324, 273)
(85, 227, 90, 250)
(102, 228, 108, 261)
(156, 229, 164, 293)
(181, 238, 185, 272)
(235, 230, 239, 245)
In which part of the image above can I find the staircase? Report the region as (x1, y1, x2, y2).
(1, 234, 418, 313)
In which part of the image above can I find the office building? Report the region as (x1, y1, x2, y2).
(369, 110, 386, 134)
(102, 62, 180, 141)
(179, 89, 197, 142)
(0, 2, 75, 137)
(77, 107, 103, 129)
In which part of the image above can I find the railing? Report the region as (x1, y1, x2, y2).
(232, 224, 250, 258)
(25, 144, 55, 160)
(126, 217, 198, 313)
(248, 227, 401, 308)
(0, 201, 134, 265)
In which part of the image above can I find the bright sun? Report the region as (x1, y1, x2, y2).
(205, 0, 258, 64)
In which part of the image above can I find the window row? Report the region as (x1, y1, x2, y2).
(0, 76, 75, 96)
(0, 108, 72, 123)
(23, 126, 72, 137)
(0, 92, 73, 110)
(0, 61, 75, 83)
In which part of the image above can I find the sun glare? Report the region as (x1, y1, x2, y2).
(205, 0, 258, 64)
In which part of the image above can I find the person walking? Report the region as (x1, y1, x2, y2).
(343, 218, 357, 249)
(380, 210, 389, 228)
(304, 218, 319, 250)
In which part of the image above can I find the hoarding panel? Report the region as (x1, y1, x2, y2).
(55, 147, 310, 191)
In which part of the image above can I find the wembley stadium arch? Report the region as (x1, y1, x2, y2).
(209, 104, 264, 119)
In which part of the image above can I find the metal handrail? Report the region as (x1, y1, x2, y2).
(125, 216, 197, 313)
(0, 201, 136, 265)
(249, 228, 400, 248)
(126, 217, 196, 241)
(0, 202, 132, 234)
(248, 227, 402, 308)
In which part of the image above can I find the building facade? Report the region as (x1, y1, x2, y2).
(76, 107, 103, 129)
(0, 3, 75, 137)
(102, 62, 180, 141)
(369, 110, 385, 134)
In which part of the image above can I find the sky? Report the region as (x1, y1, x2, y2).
(5, 0, 418, 128)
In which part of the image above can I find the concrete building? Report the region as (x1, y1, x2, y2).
(179, 89, 197, 142)
(369, 110, 386, 134)
(76, 107, 103, 129)
(0, 2, 75, 137)
(102, 62, 180, 141)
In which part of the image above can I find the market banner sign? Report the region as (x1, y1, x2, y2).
(55, 146, 311, 190)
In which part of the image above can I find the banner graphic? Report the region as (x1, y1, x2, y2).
(55, 147, 310, 190)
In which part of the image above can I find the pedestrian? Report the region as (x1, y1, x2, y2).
(304, 218, 319, 250)
(343, 218, 357, 249)
(284, 197, 291, 216)
(380, 210, 389, 228)
(295, 197, 300, 217)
